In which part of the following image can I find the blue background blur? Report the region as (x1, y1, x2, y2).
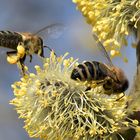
(0, 0, 136, 140)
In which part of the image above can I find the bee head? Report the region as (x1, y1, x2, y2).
(111, 67, 129, 93)
(112, 67, 127, 82)
(104, 66, 129, 93)
(112, 79, 129, 93)
(35, 37, 44, 57)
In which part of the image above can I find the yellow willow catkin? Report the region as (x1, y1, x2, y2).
(10, 52, 139, 140)
(73, 0, 140, 60)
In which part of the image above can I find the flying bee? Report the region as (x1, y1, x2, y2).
(71, 34, 129, 95)
(0, 23, 64, 75)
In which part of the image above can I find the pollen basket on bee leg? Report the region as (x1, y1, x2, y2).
(7, 55, 19, 64)
(17, 43, 25, 58)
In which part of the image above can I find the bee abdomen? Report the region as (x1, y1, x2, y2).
(71, 61, 95, 81)
(71, 61, 107, 81)
(0, 31, 23, 50)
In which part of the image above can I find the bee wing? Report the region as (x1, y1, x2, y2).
(92, 33, 114, 67)
(33, 23, 66, 39)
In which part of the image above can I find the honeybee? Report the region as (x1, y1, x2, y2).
(0, 23, 64, 75)
(71, 34, 129, 95)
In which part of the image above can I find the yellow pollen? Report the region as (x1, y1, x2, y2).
(133, 120, 139, 125)
(7, 55, 19, 64)
(136, 126, 140, 133)
(17, 44, 25, 58)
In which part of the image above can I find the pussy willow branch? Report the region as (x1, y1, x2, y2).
(129, 22, 140, 110)
(136, 23, 140, 68)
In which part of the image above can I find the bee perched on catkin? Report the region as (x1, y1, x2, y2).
(10, 52, 139, 140)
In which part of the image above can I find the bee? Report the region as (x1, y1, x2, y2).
(71, 34, 129, 95)
(0, 23, 64, 75)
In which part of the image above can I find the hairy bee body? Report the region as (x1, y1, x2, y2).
(0, 30, 44, 75)
(0, 31, 23, 50)
(0, 31, 45, 63)
(0, 24, 64, 75)
(0, 31, 43, 57)
(71, 33, 129, 94)
(71, 61, 108, 81)
(71, 61, 129, 93)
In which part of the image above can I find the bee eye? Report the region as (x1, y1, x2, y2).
(24, 40, 29, 45)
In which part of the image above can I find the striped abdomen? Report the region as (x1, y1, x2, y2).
(71, 61, 109, 81)
(0, 31, 23, 50)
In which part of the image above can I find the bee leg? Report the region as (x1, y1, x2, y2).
(85, 80, 106, 92)
(96, 80, 106, 85)
(85, 86, 91, 91)
(6, 51, 17, 56)
(44, 45, 57, 57)
(116, 93, 125, 101)
(6, 51, 19, 64)
(29, 55, 32, 62)
(18, 54, 26, 76)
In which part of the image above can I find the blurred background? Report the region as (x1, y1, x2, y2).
(0, 0, 136, 140)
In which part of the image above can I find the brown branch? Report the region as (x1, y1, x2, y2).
(128, 23, 140, 114)
(121, 24, 140, 140)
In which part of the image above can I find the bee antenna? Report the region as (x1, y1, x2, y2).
(44, 45, 57, 56)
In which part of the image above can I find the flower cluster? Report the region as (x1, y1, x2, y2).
(10, 52, 139, 140)
(72, 0, 140, 59)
